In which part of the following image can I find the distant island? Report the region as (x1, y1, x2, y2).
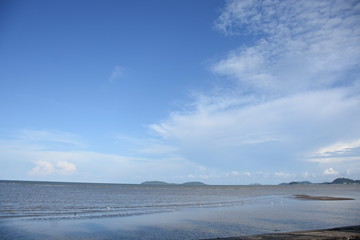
(141, 181, 207, 186)
(279, 181, 312, 185)
(330, 178, 360, 184)
(1, 178, 358, 187)
(279, 177, 360, 185)
(141, 178, 360, 186)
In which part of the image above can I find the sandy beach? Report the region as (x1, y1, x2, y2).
(201, 225, 360, 240)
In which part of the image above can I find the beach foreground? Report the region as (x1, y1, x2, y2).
(201, 226, 360, 240)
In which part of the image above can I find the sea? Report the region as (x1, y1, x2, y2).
(0, 181, 359, 239)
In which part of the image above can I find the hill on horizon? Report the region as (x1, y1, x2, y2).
(279, 177, 360, 185)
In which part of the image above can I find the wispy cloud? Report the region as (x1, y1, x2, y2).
(149, 0, 360, 177)
(0, 135, 205, 183)
(307, 138, 360, 169)
(114, 134, 179, 155)
(108, 65, 124, 83)
(310, 139, 360, 158)
(150, 88, 360, 170)
(16, 129, 87, 149)
(2, 1, 359, 184)
(309, 157, 360, 164)
(213, 0, 360, 95)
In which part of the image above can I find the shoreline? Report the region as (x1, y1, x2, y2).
(200, 225, 360, 240)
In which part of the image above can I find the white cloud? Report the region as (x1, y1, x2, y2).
(150, 88, 360, 169)
(323, 168, 339, 175)
(211, 45, 278, 93)
(308, 157, 360, 164)
(28, 160, 54, 176)
(2, 1, 360, 185)
(148, 0, 360, 177)
(213, 0, 360, 94)
(56, 161, 77, 175)
(0, 137, 206, 183)
(307, 139, 360, 166)
(28, 160, 77, 176)
(310, 139, 360, 157)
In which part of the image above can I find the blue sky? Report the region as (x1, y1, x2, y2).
(1, 0, 360, 184)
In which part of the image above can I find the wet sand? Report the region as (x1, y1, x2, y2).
(201, 225, 360, 239)
(294, 194, 355, 201)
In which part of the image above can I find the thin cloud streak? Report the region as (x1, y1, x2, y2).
(16, 129, 87, 149)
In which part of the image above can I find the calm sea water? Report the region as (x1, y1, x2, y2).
(1, 181, 360, 239)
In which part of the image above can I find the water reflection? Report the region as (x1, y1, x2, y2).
(1, 196, 359, 240)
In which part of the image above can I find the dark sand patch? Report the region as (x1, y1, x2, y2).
(201, 225, 360, 239)
(294, 194, 355, 201)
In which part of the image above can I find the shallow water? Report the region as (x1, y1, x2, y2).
(1, 181, 359, 239)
